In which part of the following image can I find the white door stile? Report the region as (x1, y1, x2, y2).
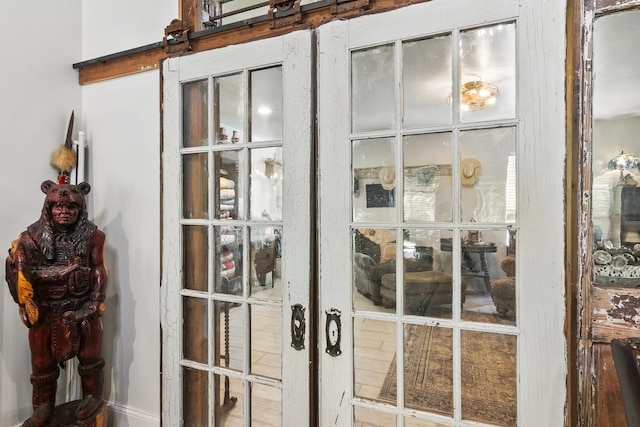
(317, 19, 354, 427)
(161, 30, 313, 426)
(516, 1, 567, 425)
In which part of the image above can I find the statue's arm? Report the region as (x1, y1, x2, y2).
(88, 230, 107, 318)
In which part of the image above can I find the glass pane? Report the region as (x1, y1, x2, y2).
(250, 304, 282, 380)
(403, 34, 452, 128)
(404, 418, 449, 427)
(592, 10, 640, 287)
(183, 225, 208, 292)
(215, 300, 244, 371)
(459, 22, 516, 123)
(215, 225, 243, 296)
(461, 330, 517, 425)
(462, 229, 516, 326)
(251, 383, 282, 426)
(353, 138, 396, 222)
(352, 228, 397, 313)
(251, 67, 283, 142)
(404, 229, 453, 318)
(214, 374, 243, 426)
(183, 367, 208, 426)
(216, 150, 243, 220)
(183, 79, 209, 148)
(353, 406, 397, 426)
(404, 324, 453, 416)
(183, 297, 208, 364)
(183, 152, 209, 219)
(459, 127, 516, 223)
(216, 73, 244, 145)
(403, 133, 453, 222)
(250, 226, 281, 300)
(353, 318, 396, 403)
(250, 147, 282, 221)
(352, 44, 396, 132)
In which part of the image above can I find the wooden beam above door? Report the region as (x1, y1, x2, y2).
(73, 0, 430, 85)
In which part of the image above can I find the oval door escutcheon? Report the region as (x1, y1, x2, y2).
(325, 308, 342, 357)
(291, 304, 306, 351)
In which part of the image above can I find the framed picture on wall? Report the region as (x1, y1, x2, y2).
(366, 184, 395, 208)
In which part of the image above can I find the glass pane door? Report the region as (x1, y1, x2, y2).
(318, 1, 566, 425)
(162, 31, 313, 426)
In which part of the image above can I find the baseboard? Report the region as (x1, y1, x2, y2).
(8, 401, 160, 427)
(107, 401, 160, 427)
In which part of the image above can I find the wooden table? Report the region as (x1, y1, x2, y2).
(440, 239, 497, 293)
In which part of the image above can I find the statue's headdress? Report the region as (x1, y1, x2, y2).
(50, 111, 77, 184)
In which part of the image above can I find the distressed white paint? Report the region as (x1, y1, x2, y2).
(317, 0, 567, 425)
(161, 30, 313, 426)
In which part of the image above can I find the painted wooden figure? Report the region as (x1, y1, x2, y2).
(5, 180, 107, 427)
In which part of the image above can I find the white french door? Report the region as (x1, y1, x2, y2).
(161, 30, 313, 426)
(317, 1, 567, 426)
(161, 1, 567, 425)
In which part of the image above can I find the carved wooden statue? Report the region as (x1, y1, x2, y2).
(5, 180, 107, 427)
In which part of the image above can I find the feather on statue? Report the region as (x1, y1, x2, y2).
(50, 111, 77, 184)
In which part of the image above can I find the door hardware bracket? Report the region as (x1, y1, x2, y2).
(163, 19, 191, 56)
(291, 304, 306, 351)
(269, 0, 302, 29)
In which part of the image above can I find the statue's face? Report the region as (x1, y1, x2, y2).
(51, 201, 80, 229)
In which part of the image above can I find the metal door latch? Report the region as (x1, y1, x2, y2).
(291, 304, 305, 351)
(325, 308, 342, 357)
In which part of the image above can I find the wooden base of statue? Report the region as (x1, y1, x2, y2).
(37, 399, 107, 427)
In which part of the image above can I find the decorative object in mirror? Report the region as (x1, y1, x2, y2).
(608, 151, 640, 186)
(460, 80, 499, 111)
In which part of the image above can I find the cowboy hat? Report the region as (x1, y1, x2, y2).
(461, 158, 481, 186)
(378, 166, 396, 190)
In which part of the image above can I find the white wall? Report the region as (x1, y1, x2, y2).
(1, 1, 175, 426)
(0, 1, 82, 425)
(81, 2, 175, 425)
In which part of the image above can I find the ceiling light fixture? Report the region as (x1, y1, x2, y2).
(460, 80, 499, 111)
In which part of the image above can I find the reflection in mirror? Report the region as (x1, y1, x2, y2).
(353, 318, 396, 403)
(250, 304, 282, 380)
(182, 79, 209, 148)
(183, 367, 208, 426)
(215, 375, 243, 426)
(352, 228, 397, 313)
(403, 133, 453, 222)
(459, 127, 516, 224)
(250, 147, 282, 221)
(402, 229, 453, 319)
(352, 138, 396, 223)
(592, 10, 640, 287)
(249, 226, 282, 301)
(215, 299, 245, 372)
(403, 34, 453, 128)
(215, 225, 243, 296)
(251, 383, 282, 425)
(352, 44, 396, 133)
(459, 22, 516, 123)
(460, 229, 516, 326)
(216, 150, 243, 220)
(460, 330, 517, 425)
(183, 225, 209, 292)
(250, 67, 282, 142)
(216, 73, 244, 145)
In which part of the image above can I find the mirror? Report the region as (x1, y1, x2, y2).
(591, 9, 640, 286)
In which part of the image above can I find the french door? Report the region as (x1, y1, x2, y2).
(316, 1, 566, 426)
(161, 1, 567, 426)
(161, 31, 313, 426)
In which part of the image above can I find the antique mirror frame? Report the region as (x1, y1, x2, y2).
(574, 0, 640, 425)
